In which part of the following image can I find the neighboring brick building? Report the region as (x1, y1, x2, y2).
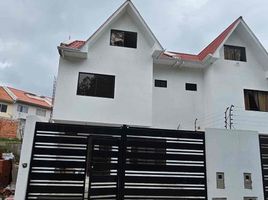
(0, 86, 52, 138)
(0, 118, 19, 139)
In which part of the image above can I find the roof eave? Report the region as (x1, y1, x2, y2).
(15, 100, 52, 110)
(154, 53, 218, 69)
(57, 46, 88, 59)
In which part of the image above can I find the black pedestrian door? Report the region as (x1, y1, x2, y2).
(87, 135, 122, 200)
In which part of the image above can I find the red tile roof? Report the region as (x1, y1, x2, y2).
(161, 52, 200, 61)
(198, 17, 241, 60)
(59, 17, 240, 62)
(61, 40, 86, 49)
(7, 87, 52, 109)
(162, 17, 241, 62)
(0, 87, 13, 103)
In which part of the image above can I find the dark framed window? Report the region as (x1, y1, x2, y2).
(224, 45, 246, 62)
(77, 72, 115, 98)
(17, 104, 28, 113)
(244, 89, 268, 112)
(155, 80, 167, 88)
(110, 29, 137, 48)
(186, 83, 197, 91)
(36, 108, 46, 117)
(0, 104, 7, 113)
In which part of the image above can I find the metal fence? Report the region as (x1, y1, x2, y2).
(25, 122, 207, 200)
(259, 134, 268, 200)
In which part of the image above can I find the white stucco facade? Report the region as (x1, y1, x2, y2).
(53, 11, 161, 127)
(206, 128, 264, 200)
(53, 12, 268, 134)
(12, 103, 51, 122)
(48, 1, 268, 199)
(203, 25, 268, 133)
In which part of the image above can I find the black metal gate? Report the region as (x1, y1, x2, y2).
(26, 122, 207, 200)
(259, 134, 268, 200)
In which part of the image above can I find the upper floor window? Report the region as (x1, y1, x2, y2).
(17, 104, 28, 113)
(224, 45, 246, 62)
(244, 89, 268, 112)
(36, 108, 46, 117)
(110, 29, 137, 48)
(185, 83, 197, 91)
(0, 103, 7, 113)
(77, 72, 115, 99)
(155, 80, 167, 88)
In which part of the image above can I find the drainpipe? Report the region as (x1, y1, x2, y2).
(156, 49, 165, 59)
(171, 57, 184, 68)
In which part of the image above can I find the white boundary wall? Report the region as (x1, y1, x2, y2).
(14, 123, 266, 199)
(14, 116, 40, 200)
(206, 128, 264, 199)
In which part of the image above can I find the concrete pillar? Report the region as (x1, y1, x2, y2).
(14, 116, 40, 200)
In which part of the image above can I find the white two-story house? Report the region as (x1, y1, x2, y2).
(30, 1, 268, 199)
(53, 1, 268, 133)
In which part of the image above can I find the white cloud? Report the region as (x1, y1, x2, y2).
(0, 61, 12, 69)
(0, 39, 19, 52)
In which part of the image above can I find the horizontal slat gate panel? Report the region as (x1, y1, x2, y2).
(127, 139, 204, 150)
(25, 123, 96, 200)
(26, 122, 207, 200)
(126, 151, 204, 161)
(126, 128, 205, 139)
(31, 160, 86, 168)
(123, 131, 206, 200)
(28, 186, 85, 193)
(125, 163, 205, 173)
(34, 135, 88, 144)
(33, 148, 87, 156)
(29, 173, 85, 181)
(90, 175, 118, 182)
(125, 176, 206, 184)
(125, 188, 206, 196)
(259, 135, 268, 200)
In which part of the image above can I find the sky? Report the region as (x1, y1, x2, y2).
(0, 0, 268, 97)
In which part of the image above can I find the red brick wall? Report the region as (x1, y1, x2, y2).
(0, 118, 18, 139)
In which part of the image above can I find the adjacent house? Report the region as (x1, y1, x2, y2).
(0, 86, 52, 136)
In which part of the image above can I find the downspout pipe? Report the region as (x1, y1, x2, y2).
(171, 57, 184, 68)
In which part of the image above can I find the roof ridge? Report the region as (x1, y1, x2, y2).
(7, 86, 51, 98)
(3, 86, 17, 101)
(198, 17, 241, 60)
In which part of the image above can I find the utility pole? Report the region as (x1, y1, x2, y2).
(49, 76, 57, 122)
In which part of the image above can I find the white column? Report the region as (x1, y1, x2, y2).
(14, 115, 41, 200)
